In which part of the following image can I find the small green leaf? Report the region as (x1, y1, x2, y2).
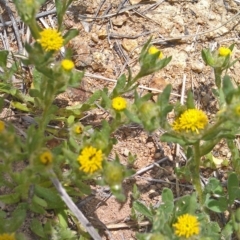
(32, 194, 48, 208)
(63, 29, 79, 45)
(160, 132, 187, 146)
(56, 209, 68, 228)
(11, 101, 30, 112)
(228, 172, 240, 205)
(205, 197, 228, 213)
(0, 50, 9, 67)
(0, 192, 20, 204)
(133, 201, 153, 222)
(30, 219, 46, 238)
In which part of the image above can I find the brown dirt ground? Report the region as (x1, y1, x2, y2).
(1, 0, 240, 239)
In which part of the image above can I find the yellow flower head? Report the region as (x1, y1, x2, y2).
(148, 46, 164, 59)
(173, 214, 200, 238)
(77, 146, 103, 174)
(40, 150, 53, 165)
(112, 97, 127, 111)
(0, 120, 5, 133)
(172, 109, 208, 134)
(73, 123, 83, 134)
(218, 47, 231, 57)
(0, 233, 15, 240)
(38, 28, 64, 51)
(61, 59, 74, 71)
(234, 104, 240, 116)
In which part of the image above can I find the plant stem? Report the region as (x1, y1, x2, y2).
(192, 141, 203, 205)
(214, 68, 222, 89)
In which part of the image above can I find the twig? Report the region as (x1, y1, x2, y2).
(0, 0, 23, 53)
(89, 0, 107, 31)
(0, 8, 57, 28)
(78, 3, 149, 20)
(84, 72, 182, 97)
(130, 157, 168, 177)
(49, 171, 102, 240)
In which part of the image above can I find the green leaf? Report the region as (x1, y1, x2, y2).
(0, 50, 8, 67)
(32, 194, 48, 208)
(124, 109, 141, 124)
(204, 178, 224, 195)
(186, 90, 195, 109)
(133, 201, 153, 222)
(228, 172, 240, 205)
(112, 74, 126, 97)
(7, 203, 27, 232)
(63, 29, 79, 45)
(223, 75, 235, 104)
(162, 188, 173, 203)
(11, 101, 30, 112)
(29, 201, 46, 214)
(34, 185, 64, 209)
(56, 209, 68, 228)
(0, 192, 20, 204)
(30, 219, 46, 238)
(160, 132, 187, 146)
(205, 197, 228, 213)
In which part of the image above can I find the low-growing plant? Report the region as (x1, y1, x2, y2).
(1, 0, 240, 239)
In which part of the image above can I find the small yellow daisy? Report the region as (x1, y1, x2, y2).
(173, 214, 200, 238)
(0, 120, 5, 133)
(61, 59, 74, 71)
(148, 46, 164, 59)
(112, 97, 127, 111)
(40, 150, 53, 165)
(38, 28, 64, 51)
(218, 47, 231, 57)
(172, 109, 208, 134)
(77, 146, 103, 174)
(0, 233, 15, 240)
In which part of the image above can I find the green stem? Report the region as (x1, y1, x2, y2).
(28, 19, 40, 39)
(192, 141, 203, 205)
(214, 68, 222, 89)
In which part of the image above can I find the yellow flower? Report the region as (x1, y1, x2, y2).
(172, 109, 208, 133)
(0, 233, 15, 240)
(40, 150, 53, 165)
(112, 97, 127, 111)
(218, 47, 231, 57)
(77, 146, 103, 174)
(73, 124, 83, 134)
(173, 214, 200, 238)
(148, 46, 164, 59)
(61, 59, 74, 71)
(234, 104, 240, 116)
(38, 28, 63, 51)
(0, 120, 5, 133)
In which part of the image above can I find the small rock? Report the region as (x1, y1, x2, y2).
(98, 29, 107, 39)
(122, 39, 138, 52)
(91, 33, 98, 43)
(112, 14, 128, 26)
(191, 61, 204, 73)
(122, 148, 130, 157)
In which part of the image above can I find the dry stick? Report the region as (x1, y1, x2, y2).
(0, 8, 57, 28)
(84, 72, 182, 97)
(88, 0, 107, 31)
(141, 0, 165, 14)
(78, 3, 148, 20)
(0, 15, 9, 50)
(130, 157, 168, 178)
(49, 171, 102, 240)
(0, 0, 23, 53)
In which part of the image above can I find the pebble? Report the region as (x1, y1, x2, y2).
(191, 61, 204, 73)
